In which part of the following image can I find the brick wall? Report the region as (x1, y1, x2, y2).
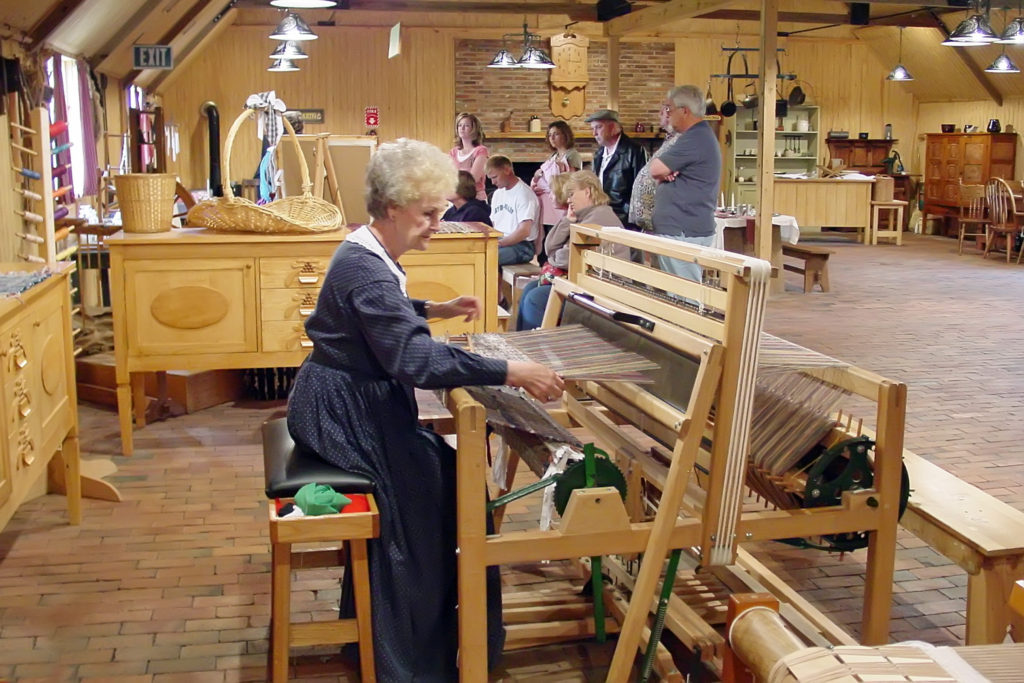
(454, 39, 674, 161)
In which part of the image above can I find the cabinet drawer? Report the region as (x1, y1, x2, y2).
(262, 321, 313, 353)
(260, 257, 331, 289)
(261, 288, 320, 322)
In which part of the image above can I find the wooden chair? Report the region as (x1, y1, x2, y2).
(957, 181, 988, 255)
(983, 178, 1021, 263)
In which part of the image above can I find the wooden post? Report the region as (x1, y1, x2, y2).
(607, 37, 620, 112)
(756, 0, 778, 269)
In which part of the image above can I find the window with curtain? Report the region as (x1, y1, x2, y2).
(46, 54, 98, 199)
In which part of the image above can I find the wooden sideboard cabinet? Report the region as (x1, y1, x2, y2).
(107, 226, 499, 455)
(0, 263, 81, 530)
(924, 133, 1017, 223)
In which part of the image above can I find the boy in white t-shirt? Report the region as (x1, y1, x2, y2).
(486, 155, 539, 266)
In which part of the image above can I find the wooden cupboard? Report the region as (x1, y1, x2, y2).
(107, 226, 499, 456)
(924, 133, 1017, 217)
(0, 263, 81, 531)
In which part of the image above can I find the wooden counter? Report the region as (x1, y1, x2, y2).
(108, 225, 499, 456)
(0, 263, 81, 530)
(773, 178, 874, 238)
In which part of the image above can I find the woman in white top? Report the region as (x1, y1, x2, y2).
(449, 113, 489, 200)
(530, 121, 583, 257)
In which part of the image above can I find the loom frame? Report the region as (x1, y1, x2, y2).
(449, 226, 906, 681)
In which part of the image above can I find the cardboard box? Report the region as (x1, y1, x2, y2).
(872, 175, 894, 201)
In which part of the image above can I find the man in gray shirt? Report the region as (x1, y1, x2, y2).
(649, 84, 721, 282)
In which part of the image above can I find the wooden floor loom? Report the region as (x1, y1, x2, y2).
(445, 225, 907, 681)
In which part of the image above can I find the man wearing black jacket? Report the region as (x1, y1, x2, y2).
(586, 109, 648, 228)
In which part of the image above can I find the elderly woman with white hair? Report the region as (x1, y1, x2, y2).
(288, 138, 563, 681)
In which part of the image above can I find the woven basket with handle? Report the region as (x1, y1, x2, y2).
(187, 109, 344, 233)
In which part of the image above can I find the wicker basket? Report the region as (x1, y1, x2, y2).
(114, 173, 177, 233)
(186, 110, 343, 233)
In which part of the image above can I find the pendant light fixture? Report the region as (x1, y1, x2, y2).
(947, 0, 999, 44)
(486, 19, 555, 69)
(268, 58, 301, 72)
(270, 40, 308, 60)
(270, 12, 318, 41)
(887, 27, 914, 81)
(270, 0, 336, 7)
(999, 1, 1024, 43)
(985, 50, 1021, 72)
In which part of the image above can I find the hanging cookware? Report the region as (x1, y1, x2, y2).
(705, 80, 718, 116)
(719, 51, 748, 118)
(788, 82, 806, 106)
(742, 81, 758, 109)
(721, 79, 737, 117)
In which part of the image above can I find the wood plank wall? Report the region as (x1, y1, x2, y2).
(676, 37, 919, 173)
(157, 25, 454, 191)
(155, 27, 917, 191)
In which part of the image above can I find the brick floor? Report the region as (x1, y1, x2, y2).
(0, 233, 1022, 680)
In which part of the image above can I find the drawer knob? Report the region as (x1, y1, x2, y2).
(298, 306, 315, 317)
(299, 336, 314, 349)
(297, 274, 321, 285)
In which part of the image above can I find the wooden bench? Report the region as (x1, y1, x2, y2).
(500, 262, 541, 322)
(781, 243, 833, 293)
(901, 451, 1024, 644)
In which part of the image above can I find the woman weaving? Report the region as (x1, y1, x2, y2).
(287, 138, 563, 681)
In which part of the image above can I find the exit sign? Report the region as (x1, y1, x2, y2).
(133, 45, 173, 70)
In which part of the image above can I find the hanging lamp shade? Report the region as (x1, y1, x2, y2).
(998, 16, 1024, 43)
(518, 46, 556, 69)
(985, 51, 1021, 72)
(886, 27, 914, 81)
(270, 12, 318, 41)
(268, 58, 301, 72)
(270, 41, 309, 60)
(886, 64, 914, 81)
(948, 14, 999, 42)
(487, 49, 520, 68)
(271, 0, 337, 7)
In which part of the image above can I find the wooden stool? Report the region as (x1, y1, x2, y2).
(871, 200, 907, 246)
(262, 418, 378, 682)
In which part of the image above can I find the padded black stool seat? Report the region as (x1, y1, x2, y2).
(262, 418, 375, 499)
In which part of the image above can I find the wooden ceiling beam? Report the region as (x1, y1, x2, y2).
(923, 10, 1002, 106)
(90, 3, 169, 69)
(27, 0, 88, 46)
(146, 7, 238, 92)
(235, 0, 596, 19)
(123, 0, 219, 85)
(697, 9, 939, 27)
(603, 0, 737, 36)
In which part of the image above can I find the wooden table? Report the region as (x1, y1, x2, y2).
(773, 178, 874, 243)
(108, 225, 499, 456)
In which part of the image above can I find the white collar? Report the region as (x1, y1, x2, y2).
(347, 225, 408, 296)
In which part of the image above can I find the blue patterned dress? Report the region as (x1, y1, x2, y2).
(288, 235, 508, 681)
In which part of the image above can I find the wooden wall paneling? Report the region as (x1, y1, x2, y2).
(158, 25, 454, 191)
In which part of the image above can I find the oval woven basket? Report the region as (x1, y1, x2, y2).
(187, 109, 344, 233)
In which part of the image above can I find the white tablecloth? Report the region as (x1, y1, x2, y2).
(712, 214, 800, 251)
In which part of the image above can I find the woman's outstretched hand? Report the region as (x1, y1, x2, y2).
(506, 361, 565, 403)
(430, 296, 482, 322)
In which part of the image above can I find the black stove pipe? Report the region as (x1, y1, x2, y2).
(202, 101, 223, 197)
